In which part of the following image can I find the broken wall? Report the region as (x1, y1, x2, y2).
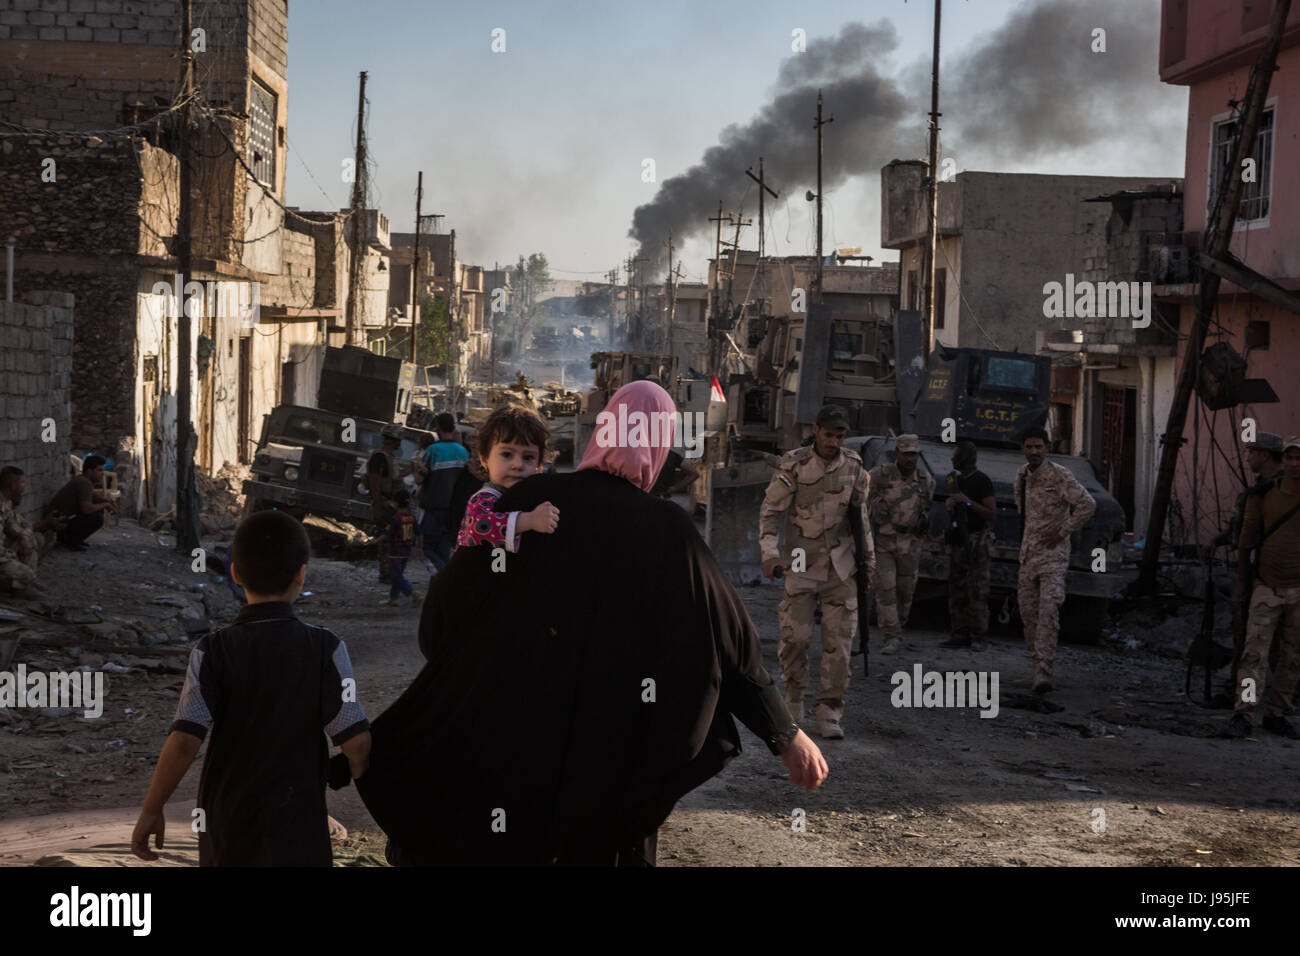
(0, 291, 74, 522)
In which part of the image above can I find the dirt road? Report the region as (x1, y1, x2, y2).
(2, 520, 1297, 866)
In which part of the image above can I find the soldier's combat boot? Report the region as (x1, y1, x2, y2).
(1222, 713, 1252, 739)
(816, 718, 844, 740)
(1262, 715, 1300, 739)
(1031, 666, 1053, 694)
(940, 629, 972, 648)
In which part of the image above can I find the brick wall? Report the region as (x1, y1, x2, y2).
(0, 0, 289, 129)
(11, 269, 140, 455)
(0, 291, 73, 522)
(261, 218, 314, 308)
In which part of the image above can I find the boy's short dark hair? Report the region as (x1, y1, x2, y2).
(83, 454, 106, 470)
(233, 510, 311, 595)
(0, 466, 22, 489)
(393, 488, 411, 508)
(1021, 427, 1049, 445)
(435, 412, 456, 433)
(478, 404, 549, 462)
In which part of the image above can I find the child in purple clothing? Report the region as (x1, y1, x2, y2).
(457, 404, 559, 551)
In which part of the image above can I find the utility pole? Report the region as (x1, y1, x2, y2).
(1138, 0, 1292, 592)
(607, 266, 618, 345)
(174, 0, 200, 553)
(344, 71, 367, 346)
(814, 90, 834, 304)
(920, 0, 942, 370)
(665, 230, 674, 358)
(410, 170, 423, 365)
(708, 201, 726, 375)
(745, 157, 779, 264)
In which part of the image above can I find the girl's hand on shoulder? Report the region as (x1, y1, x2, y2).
(524, 501, 559, 534)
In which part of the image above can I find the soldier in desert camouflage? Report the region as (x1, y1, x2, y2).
(759, 405, 873, 741)
(865, 434, 935, 655)
(1015, 428, 1095, 694)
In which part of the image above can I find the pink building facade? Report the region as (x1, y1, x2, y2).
(1158, 0, 1300, 545)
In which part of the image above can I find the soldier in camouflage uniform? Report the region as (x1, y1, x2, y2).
(1224, 437, 1300, 740)
(0, 466, 56, 601)
(941, 441, 998, 648)
(1205, 433, 1283, 709)
(759, 405, 873, 740)
(1015, 428, 1095, 694)
(866, 434, 934, 655)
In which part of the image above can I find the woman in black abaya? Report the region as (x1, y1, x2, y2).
(348, 381, 828, 865)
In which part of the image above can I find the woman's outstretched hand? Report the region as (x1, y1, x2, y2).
(780, 729, 829, 791)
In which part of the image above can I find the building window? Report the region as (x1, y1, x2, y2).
(1210, 107, 1272, 222)
(249, 80, 277, 189)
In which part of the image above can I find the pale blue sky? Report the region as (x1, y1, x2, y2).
(283, 0, 1187, 281)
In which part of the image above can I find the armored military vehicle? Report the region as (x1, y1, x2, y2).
(241, 405, 430, 521)
(241, 346, 429, 522)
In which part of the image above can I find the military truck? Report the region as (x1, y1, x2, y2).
(240, 345, 429, 522)
(241, 405, 430, 522)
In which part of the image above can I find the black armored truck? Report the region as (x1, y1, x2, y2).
(241, 346, 428, 522)
(845, 345, 1133, 641)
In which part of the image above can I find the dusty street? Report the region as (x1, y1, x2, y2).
(1, 519, 1297, 867)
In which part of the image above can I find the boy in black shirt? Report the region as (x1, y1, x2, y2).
(131, 510, 371, 866)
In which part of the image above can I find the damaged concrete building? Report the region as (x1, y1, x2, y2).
(0, 0, 350, 517)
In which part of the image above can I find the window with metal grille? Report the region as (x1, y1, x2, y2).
(1210, 107, 1272, 221)
(249, 81, 277, 188)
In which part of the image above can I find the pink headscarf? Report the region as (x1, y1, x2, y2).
(577, 380, 677, 492)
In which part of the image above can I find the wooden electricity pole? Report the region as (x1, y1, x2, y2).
(920, 0, 942, 370)
(814, 90, 833, 304)
(344, 71, 367, 346)
(174, 0, 200, 553)
(410, 171, 423, 364)
(1138, 0, 1293, 590)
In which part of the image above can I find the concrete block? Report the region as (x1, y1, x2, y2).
(92, 26, 118, 40)
(110, 14, 135, 28)
(145, 28, 169, 42)
(10, 24, 39, 37)
(0, 25, 9, 37)
(28, 10, 55, 25)
(84, 11, 110, 25)
(15, 0, 41, 11)
(0, 11, 25, 25)
(71, 0, 96, 10)
(120, 27, 145, 41)
(66, 25, 90, 38)
(39, 25, 64, 39)
(41, 0, 70, 10)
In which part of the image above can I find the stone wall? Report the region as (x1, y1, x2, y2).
(0, 134, 145, 255)
(0, 291, 74, 522)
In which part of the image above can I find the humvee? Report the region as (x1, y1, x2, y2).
(240, 405, 431, 523)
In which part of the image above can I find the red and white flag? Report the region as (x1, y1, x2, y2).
(710, 375, 726, 402)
